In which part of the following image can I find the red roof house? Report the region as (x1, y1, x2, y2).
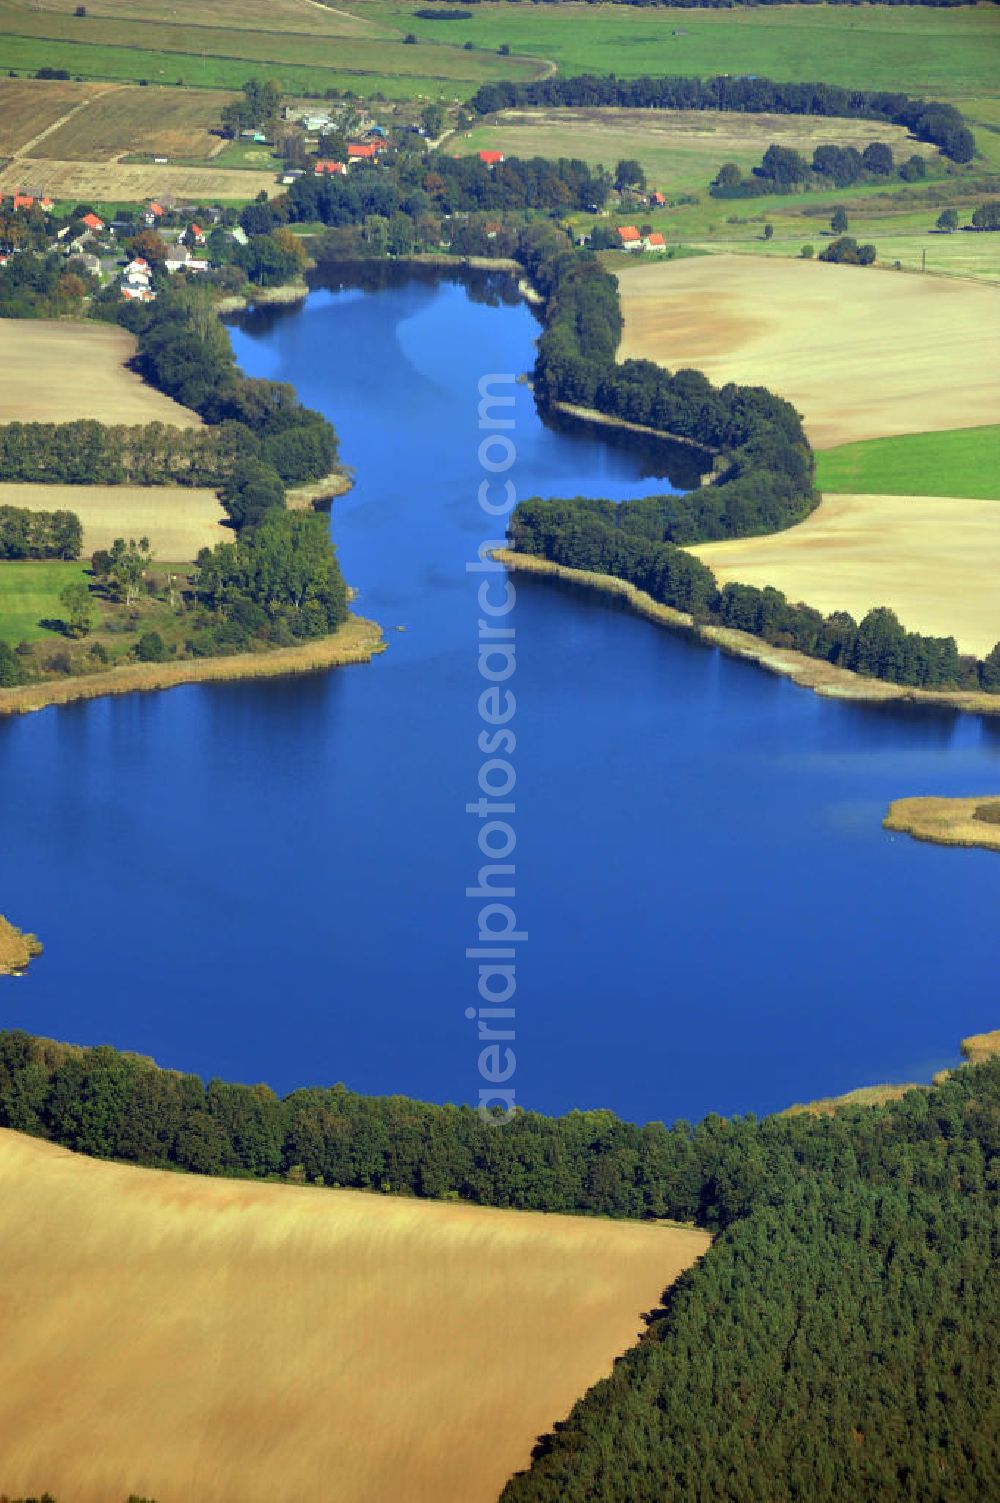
(645, 231, 666, 250)
(189, 223, 206, 244)
(478, 149, 505, 166)
(650, 191, 666, 206)
(81, 212, 105, 232)
(617, 225, 641, 247)
(315, 160, 347, 175)
(347, 142, 379, 159)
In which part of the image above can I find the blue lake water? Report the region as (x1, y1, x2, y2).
(2, 269, 999, 1125)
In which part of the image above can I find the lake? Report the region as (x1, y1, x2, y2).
(2, 267, 999, 1125)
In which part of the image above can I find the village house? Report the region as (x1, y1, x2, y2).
(315, 160, 347, 176)
(649, 191, 666, 207)
(347, 142, 379, 161)
(11, 192, 54, 212)
(120, 256, 155, 302)
(80, 212, 105, 233)
(188, 223, 206, 245)
(143, 202, 164, 228)
(478, 149, 505, 167)
(616, 225, 642, 250)
(644, 231, 667, 252)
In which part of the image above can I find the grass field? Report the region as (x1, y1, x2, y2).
(0, 320, 200, 426)
(615, 254, 1000, 449)
(691, 491, 1000, 657)
(350, 2, 1000, 102)
(816, 426, 1000, 500)
(0, 559, 87, 641)
(0, 0, 545, 98)
(0, 483, 228, 561)
(453, 108, 941, 199)
(0, 1127, 709, 1503)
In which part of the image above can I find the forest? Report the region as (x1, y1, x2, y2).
(0, 1030, 997, 1501)
(470, 75, 976, 164)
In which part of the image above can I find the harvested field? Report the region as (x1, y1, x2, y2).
(0, 76, 112, 154)
(27, 84, 236, 162)
(0, 482, 227, 560)
(0, 155, 278, 200)
(0, 1127, 709, 1503)
(691, 492, 1000, 658)
(0, 320, 200, 426)
(616, 254, 1000, 450)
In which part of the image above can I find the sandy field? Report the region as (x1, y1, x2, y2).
(0, 156, 279, 200)
(616, 255, 1000, 449)
(0, 481, 227, 559)
(0, 320, 200, 426)
(31, 0, 385, 35)
(0, 1128, 709, 1503)
(691, 492, 1000, 656)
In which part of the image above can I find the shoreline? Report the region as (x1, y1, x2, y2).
(0, 615, 385, 719)
(285, 469, 354, 510)
(783, 1029, 1000, 1116)
(215, 280, 311, 313)
(495, 549, 1000, 717)
(551, 401, 716, 460)
(883, 796, 1000, 853)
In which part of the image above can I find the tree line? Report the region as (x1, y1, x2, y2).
(0, 420, 254, 489)
(712, 139, 929, 197)
(0, 505, 81, 560)
(0, 1030, 997, 1501)
(470, 74, 976, 164)
(510, 497, 1000, 692)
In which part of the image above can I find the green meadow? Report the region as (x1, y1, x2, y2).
(816, 425, 1000, 500)
(0, 561, 87, 644)
(354, 3, 1000, 104)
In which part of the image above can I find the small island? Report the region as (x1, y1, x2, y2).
(884, 796, 1000, 853)
(0, 914, 42, 976)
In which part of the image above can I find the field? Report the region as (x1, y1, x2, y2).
(350, 2, 1000, 102)
(691, 492, 1000, 657)
(0, 559, 87, 641)
(0, 320, 200, 426)
(615, 254, 1000, 449)
(0, 75, 115, 154)
(0, 483, 227, 561)
(25, 83, 236, 162)
(0, 1127, 710, 1503)
(453, 107, 940, 199)
(0, 155, 280, 200)
(816, 426, 1000, 501)
(0, 0, 546, 98)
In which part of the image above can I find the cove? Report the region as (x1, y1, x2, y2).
(1, 268, 999, 1126)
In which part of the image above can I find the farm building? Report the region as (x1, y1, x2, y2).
(644, 232, 666, 251)
(479, 149, 505, 167)
(347, 143, 379, 160)
(617, 225, 642, 249)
